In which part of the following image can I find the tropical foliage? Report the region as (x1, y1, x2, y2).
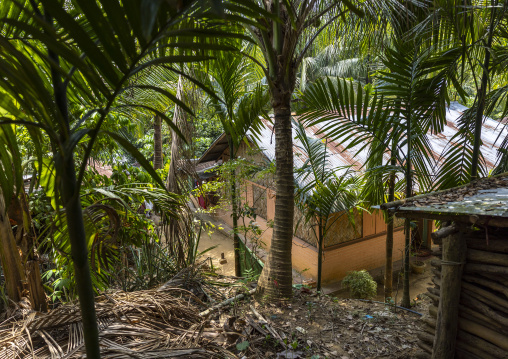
(1, 0, 508, 356)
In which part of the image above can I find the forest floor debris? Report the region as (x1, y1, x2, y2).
(223, 287, 427, 359)
(0, 265, 427, 358)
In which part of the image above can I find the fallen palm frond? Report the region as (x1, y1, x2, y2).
(0, 287, 238, 359)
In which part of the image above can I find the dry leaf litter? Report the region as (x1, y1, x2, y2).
(0, 264, 425, 358)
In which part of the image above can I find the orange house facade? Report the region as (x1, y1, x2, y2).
(198, 103, 504, 285)
(214, 179, 407, 285)
(197, 131, 411, 286)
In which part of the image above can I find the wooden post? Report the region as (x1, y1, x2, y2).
(432, 227, 467, 359)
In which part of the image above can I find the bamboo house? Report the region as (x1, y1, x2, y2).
(383, 174, 508, 359)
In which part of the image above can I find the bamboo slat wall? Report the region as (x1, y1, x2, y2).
(416, 224, 508, 359)
(252, 185, 267, 219)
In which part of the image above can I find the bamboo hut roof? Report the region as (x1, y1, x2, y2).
(382, 174, 508, 227)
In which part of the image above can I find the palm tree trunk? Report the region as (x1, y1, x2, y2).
(384, 142, 397, 300)
(471, 1, 496, 180)
(17, 191, 47, 311)
(60, 156, 100, 358)
(154, 116, 163, 170)
(44, 10, 100, 353)
(384, 158, 396, 300)
(229, 139, 242, 277)
(166, 76, 187, 267)
(317, 217, 324, 292)
(256, 89, 294, 301)
(0, 193, 26, 304)
(401, 114, 412, 309)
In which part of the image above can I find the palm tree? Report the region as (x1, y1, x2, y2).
(206, 51, 269, 276)
(415, 0, 508, 188)
(298, 36, 451, 306)
(226, 0, 374, 301)
(0, 126, 29, 305)
(294, 122, 362, 291)
(0, 1, 240, 356)
(361, 138, 400, 300)
(0, 196, 26, 305)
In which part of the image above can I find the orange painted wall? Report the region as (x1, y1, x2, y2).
(201, 142, 432, 286)
(321, 229, 405, 284)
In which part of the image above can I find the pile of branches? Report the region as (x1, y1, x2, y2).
(0, 287, 238, 358)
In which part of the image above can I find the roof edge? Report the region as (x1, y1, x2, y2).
(197, 133, 227, 164)
(381, 171, 508, 211)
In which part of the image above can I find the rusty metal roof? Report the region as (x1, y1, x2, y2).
(198, 102, 506, 188)
(249, 102, 505, 183)
(198, 133, 229, 163)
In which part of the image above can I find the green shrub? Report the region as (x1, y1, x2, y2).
(342, 270, 377, 299)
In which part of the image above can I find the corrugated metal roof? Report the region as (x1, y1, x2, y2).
(247, 102, 507, 187)
(198, 133, 229, 163)
(197, 102, 507, 189)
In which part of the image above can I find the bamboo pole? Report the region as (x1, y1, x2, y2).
(459, 299, 507, 332)
(463, 274, 508, 299)
(466, 238, 508, 253)
(461, 282, 508, 315)
(467, 248, 508, 266)
(458, 317, 508, 351)
(464, 263, 508, 276)
(457, 330, 508, 359)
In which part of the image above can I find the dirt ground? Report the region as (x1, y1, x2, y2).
(344, 260, 434, 305)
(222, 289, 426, 358)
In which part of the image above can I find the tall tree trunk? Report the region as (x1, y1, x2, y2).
(401, 112, 412, 309)
(229, 139, 242, 277)
(470, 0, 496, 180)
(0, 193, 26, 304)
(384, 145, 397, 301)
(256, 87, 294, 301)
(45, 8, 100, 354)
(60, 155, 100, 358)
(317, 217, 324, 292)
(153, 115, 163, 170)
(165, 75, 195, 267)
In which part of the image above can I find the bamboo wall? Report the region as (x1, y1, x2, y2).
(416, 224, 508, 359)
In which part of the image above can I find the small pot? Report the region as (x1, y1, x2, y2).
(410, 260, 426, 274)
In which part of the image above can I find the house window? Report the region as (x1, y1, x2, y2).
(293, 207, 318, 246)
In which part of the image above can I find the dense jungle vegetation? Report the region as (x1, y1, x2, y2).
(1, 0, 508, 357)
